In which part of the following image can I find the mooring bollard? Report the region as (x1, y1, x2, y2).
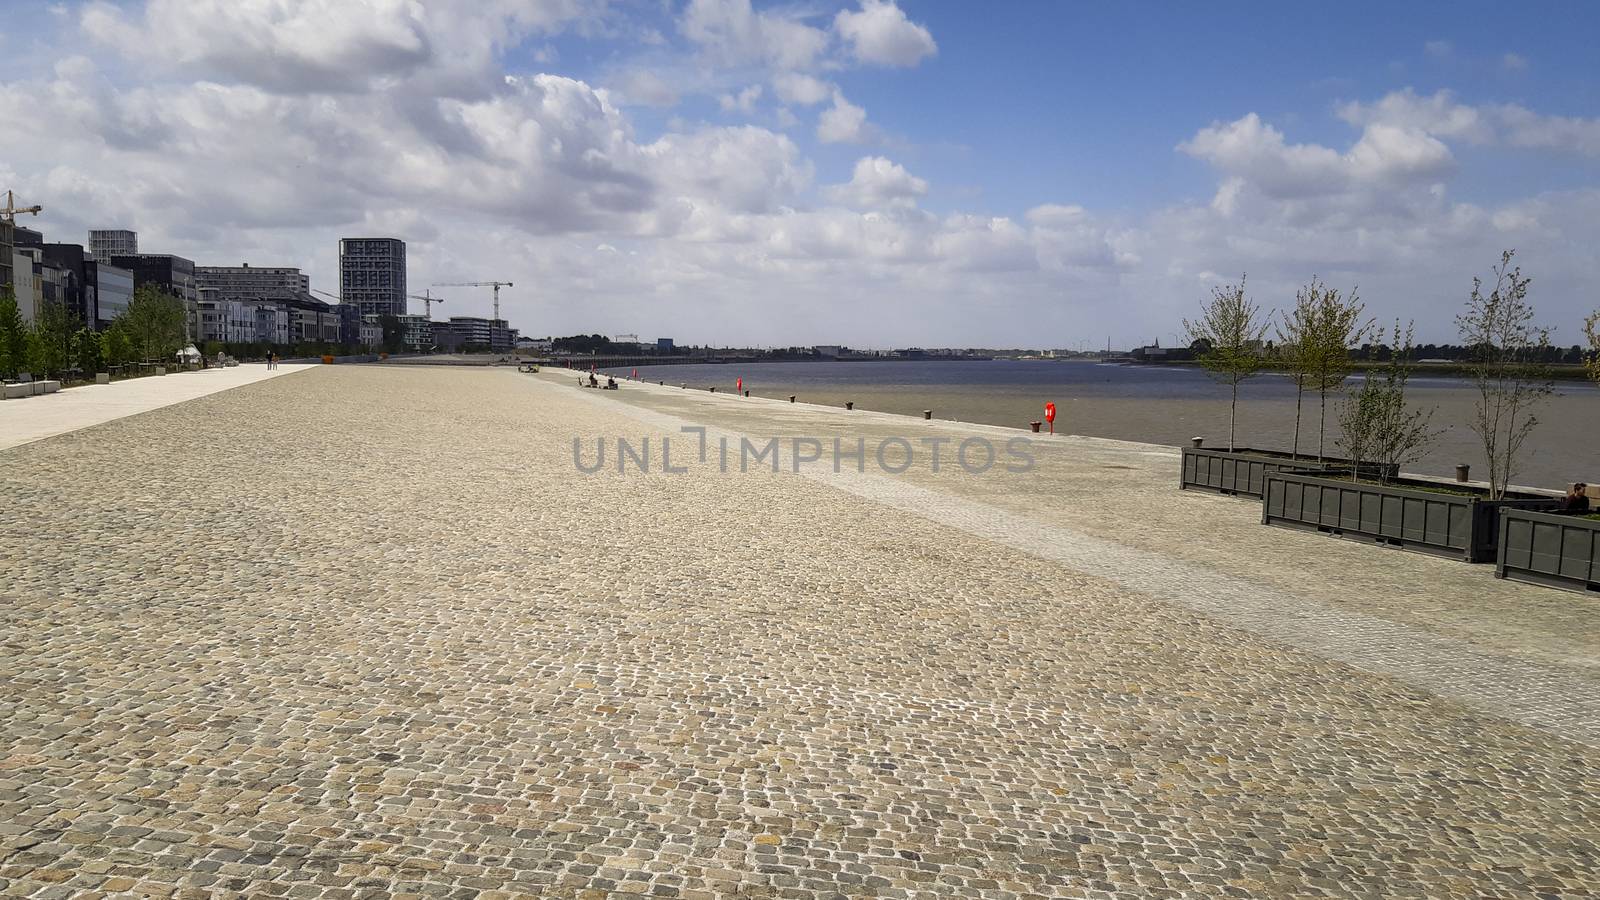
(681, 383, 686, 389)
(744, 390, 750, 397)
(709, 386, 716, 393)
(845, 401, 853, 410)
(1456, 463, 1470, 482)
(1030, 421, 1041, 432)
(923, 410, 932, 420)
(789, 395, 796, 403)
(1191, 436, 1204, 448)
(658, 380, 663, 386)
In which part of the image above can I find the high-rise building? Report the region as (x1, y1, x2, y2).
(338, 238, 406, 318)
(88, 229, 138, 263)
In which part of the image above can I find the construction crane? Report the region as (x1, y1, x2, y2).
(2, 189, 43, 222)
(432, 281, 513, 323)
(408, 290, 445, 319)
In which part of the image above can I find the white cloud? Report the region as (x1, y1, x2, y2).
(612, 69, 680, 107)
(827, 156, 928, 208)
(80, 0, 600, 97)
(2, 7, 1596, 347)
(718, 84, 762, 113)
(834, 0, 937, 68)
(772, 72, 831, 106)
(1178, 112, 1452, 204)
(1340, 88, 1600, 158)
(1502, 52, 1528, 71)
(817, 90, 869, 143)
(1424, 39, 1453, 59)
(679, 0, 829, 72)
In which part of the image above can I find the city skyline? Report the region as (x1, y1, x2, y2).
(2, 1, 1597, 346)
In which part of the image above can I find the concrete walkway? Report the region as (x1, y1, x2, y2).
(0, 364, 312, 451)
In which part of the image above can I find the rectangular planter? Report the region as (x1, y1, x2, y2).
(95, 372, 110, 384)
(1180, 446, 1396, 499)
(1262, 471, 1561, 562)
(1497, 508, 1600, 593)
(41, 380, 60, 394)
(1, 383, 26, 399)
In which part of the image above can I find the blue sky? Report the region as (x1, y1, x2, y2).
(2, 1, 1597, 346)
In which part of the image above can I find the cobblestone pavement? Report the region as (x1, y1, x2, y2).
(2, 366, 1596, 899)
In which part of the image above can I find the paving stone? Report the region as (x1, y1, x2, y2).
(0, 366, 1595, 898)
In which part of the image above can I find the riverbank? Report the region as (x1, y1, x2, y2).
(2, 365, 1595, 897)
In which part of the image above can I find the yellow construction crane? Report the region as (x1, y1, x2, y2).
(432, 281, 513, 322)
(2, 189, 43, 222)
(408, 290, 445, 319)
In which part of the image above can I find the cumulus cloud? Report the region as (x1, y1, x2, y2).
(679, 0, 829, 72)
(717, 84, 762, 113)
(817, 91, 870, 143)
(1179, 112, 1453, 202)
(81, 0, 598, 97)
(1340, 88, 1600, 157)
(2, 4, 1596, 346)
(772, 72, 831, 106)
(834, 0, 937, 67)
(827, 156, 928, 208)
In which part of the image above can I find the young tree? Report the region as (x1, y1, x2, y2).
(1275, 280, 1319, 458)
(76, 328, 105, 375)
(379, 313, 405, 355)
(122, 286, 188, 362)
(33, 299, 78, 379)
(103, 324, 133, 368)
(0, 285, 24, 379)
(1457, 250, 1552, 499)
(1338, 321, 1439, 483)
(1184, 275, 1270, 451)
(1585, 311, 1599, 386)
(1307, 285, 1371, 460)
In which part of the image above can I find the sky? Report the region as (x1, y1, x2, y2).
(1, 0, 1597, 348)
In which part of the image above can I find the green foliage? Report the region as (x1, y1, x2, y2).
(1585, 311, 1599, 387)
(1306, 281, 1372, 460)
(33, 299, 78, 378)
(103, 324, 133, 368)
(1338, 321, 1440, 483)
(76, 328, 105, 375)
(1457, 250, 1552, 499)
(1184, 275, 1270, 451)
(121, 285, 189, 362)
(379, 314, 405, 355)
(0, 285, 26, 379)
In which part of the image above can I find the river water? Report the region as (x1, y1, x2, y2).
(594, 359, 1599, 489)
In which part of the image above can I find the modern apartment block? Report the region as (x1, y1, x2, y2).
(338, 238, 406, 318)
(443, 316, 516, 352)
(195, 263, 311, 303)
(88, 229, 138, 263)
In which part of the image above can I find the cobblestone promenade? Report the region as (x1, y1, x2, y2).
(1, 366, 1595, 899)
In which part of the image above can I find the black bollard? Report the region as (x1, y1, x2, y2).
(789, 395, 796, 403)
(1030, 421, 1041, 433)
(923, 410, 932, 420)
(845, 401, 853, 410)
(1456, 464, 1470, 482)
(1191, 436, 1204, 448)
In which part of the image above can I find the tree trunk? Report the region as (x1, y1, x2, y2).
(1228, 380, 1239, 451)
(1317, 389, 1327, 461)
(1292, 384, 1304, 458)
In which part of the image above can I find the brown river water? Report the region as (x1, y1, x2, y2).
(600, 359, 1599, 490)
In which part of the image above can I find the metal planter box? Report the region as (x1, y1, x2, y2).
(1262, 471, 1560, 562)
(1496, 509, 1600, 593)
(1180, 446, 1395, 499)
